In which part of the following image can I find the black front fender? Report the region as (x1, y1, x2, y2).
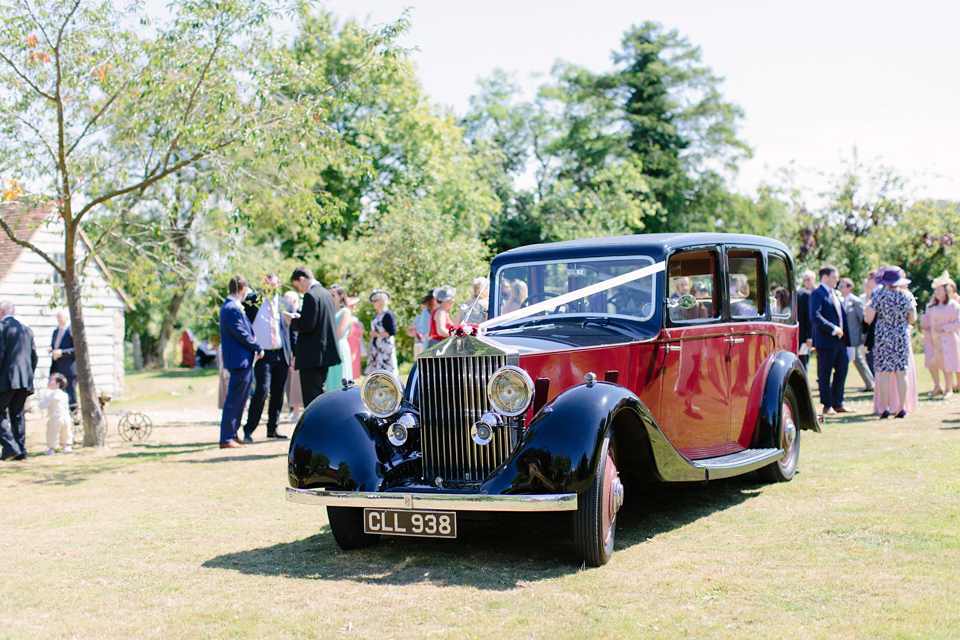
(480, 382, 654, 496)
(287, 387, 384, 491)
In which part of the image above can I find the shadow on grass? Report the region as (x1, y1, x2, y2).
(114, 442, 220, 459)
(133, 368, 219, 379)
(178, 453, 286, 463)
(203, 475, 760, 587)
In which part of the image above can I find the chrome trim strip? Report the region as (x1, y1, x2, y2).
(285, 487, 578, 512)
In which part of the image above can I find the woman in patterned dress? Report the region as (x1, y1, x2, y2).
(920, 271, 960, 398)
(365, 290, 398, 376)
(865, 267, 918, 418)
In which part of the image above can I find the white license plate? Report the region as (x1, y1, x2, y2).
(363, 508, 457, 538)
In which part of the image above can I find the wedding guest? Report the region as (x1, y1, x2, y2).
(920, 271, 960, 399)
(458, 276, 489, 324)
(343, 295, 364, 379)
(242, 273, 291, 442)
(407, 290, 436, 358)
(427, 285, 456, 348)
(862, 269, 879, 374)
(218, 276, 262, 449)
(797, 269, 816, 368)
(502, 279, 527, 315)
(865, 267, 918, 418)
(324, 285, 354, 390)
(48, 310, 77, 412)
(38, 373, 72, 455)
(838, 277, 874, 392)
(810, 264, 851, 415)
(282, 290, 303, 422)
(365, 290, 398, 376)
(284, 266, 340, 408)
(0, 300, 38, 461)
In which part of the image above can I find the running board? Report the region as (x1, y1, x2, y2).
(643, 415, 785, 482)
(692, 448, 784, 480)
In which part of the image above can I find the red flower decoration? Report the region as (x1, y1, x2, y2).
(451, 324, 480, 337)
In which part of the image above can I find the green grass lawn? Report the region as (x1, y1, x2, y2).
(0, 362, 957, 638)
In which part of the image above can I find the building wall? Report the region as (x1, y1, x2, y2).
(0, 214, 127, 398)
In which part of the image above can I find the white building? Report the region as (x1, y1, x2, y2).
(0, 203, 130, 399)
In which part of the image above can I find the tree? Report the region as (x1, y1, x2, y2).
(0, 0, 398, 445)
(464, 22, 754, 249)
(776, 148, 960, 302)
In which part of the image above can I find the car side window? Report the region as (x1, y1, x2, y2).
(728, 250, 763, 319)
(767, 253, 792, 322)
(667, 249, 720, 323)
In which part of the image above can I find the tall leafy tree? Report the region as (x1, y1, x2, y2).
(0, 0, 396, 445)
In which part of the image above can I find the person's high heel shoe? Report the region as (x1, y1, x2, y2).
(895, 410, 907, 418)
(879, 411, 890, 419)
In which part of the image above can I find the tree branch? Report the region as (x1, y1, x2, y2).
(0, 50, 55, 100)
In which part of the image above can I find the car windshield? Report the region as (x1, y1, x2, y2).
(491, 255, 658, 323)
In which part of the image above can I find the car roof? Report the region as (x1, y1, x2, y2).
(490, 233, 792, 270)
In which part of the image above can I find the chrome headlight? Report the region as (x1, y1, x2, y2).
(487, 365, 534, 417)
(361, 371, 404, 418)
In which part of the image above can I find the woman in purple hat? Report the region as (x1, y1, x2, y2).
(865, 267, 918, 418)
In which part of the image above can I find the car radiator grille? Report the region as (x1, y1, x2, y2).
(417, 354, 512, 484)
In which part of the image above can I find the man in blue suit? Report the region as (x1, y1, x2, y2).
(49, 311, 77, 411)
(219, 275, 262, 449)
(810, 264, 851, 415)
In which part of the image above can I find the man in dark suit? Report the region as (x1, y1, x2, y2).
(49, 310, 77, 411)
(0, 301, 38, 461)
(839, 277, 874, 392)
(284, 266, 340, 408)
(810, 264, 851, 415)
(218, 275, 263, 449)
(796, 269, 816, 369)
(241, 273, 293, 442)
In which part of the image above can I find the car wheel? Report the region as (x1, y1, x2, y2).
(757, 386, 801, 483)
(573, 436, 623, 566)
(326, 506, 380, 550)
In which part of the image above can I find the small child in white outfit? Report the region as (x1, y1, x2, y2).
(38, 373, 73, 454)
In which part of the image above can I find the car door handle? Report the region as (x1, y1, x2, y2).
(665, 345, 681, 352)
(725, 337, 745, 344)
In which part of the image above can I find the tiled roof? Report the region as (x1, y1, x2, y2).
(0, 201, 55, 284)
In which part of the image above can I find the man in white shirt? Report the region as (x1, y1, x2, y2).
(242, 273, 292, 442)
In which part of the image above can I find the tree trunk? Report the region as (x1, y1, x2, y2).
(142, 289, 187, 368)
(63, 229, 108, 448)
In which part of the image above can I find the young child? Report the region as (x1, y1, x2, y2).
(38, 373, 73, 454)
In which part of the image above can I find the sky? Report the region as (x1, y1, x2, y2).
(317, 0, 960, 203)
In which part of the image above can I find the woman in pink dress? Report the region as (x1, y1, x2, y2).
(920, 271, 960, 398)
(346, 296, 364, 380)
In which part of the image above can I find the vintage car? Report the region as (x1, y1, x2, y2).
(285, 233, 819, 566)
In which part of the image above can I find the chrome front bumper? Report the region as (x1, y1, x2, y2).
(285, 487, 577, 512)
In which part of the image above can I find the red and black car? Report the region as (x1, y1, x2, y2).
(286, 233, 819, 566)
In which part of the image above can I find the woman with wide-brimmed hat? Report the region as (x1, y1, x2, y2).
(920, 270, 960, 398)
(865, 267, 918, 418)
